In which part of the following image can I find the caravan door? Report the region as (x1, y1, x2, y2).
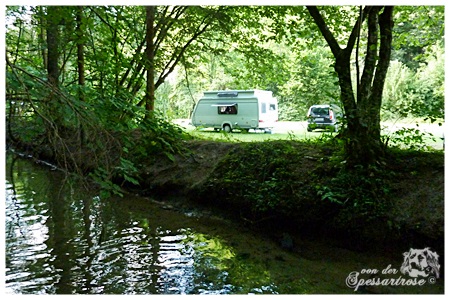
(259, 100, 278, 129)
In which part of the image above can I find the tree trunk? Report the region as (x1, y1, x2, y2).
(46, 6, 60, 88)
(76, 6, 86, 145)
(76, 6, 85, 100)
(307, 6, 394, 166)
(37, 7, 48, 74)
(346, 7, 384, 166)
(45, 6, 62, 128)
(145, 6, 156, 116)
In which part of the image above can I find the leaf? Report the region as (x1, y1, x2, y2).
(124, 174, 140, 185)
(165, 152, 175, 162)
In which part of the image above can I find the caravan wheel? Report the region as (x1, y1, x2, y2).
(223, 124, 231, 133)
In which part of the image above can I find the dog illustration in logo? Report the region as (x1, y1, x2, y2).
(400, 248, 440, 278)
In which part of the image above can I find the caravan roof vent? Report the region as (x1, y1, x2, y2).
(217, 91, 238, 97)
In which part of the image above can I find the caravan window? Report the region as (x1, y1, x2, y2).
(218, 104, 238, 115)
(269, 104, 276, 111)
(261, 103, 267, 113)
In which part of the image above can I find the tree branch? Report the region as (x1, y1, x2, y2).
(358, 6, 381, 104)
(155, 12, 214, 88)
(119, 39, 146, 87)
(306, 6, 341, 58)
(372, 6, 394, 102)
(154, 6, 189, 56)
(355, 6, 363, 98)
(346, 6, 371, 55)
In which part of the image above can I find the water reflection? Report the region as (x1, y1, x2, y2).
(5, 154, 278, 294)
(5, 153, 444, 295)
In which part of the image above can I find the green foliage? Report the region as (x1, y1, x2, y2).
(90, 167, 125, 198)
(89, 155, 143, 198)
(382, 42, 444, 121)
(278, 44, 340, 121)
(217, 142, 295, 213)
(381, 60, 415, 119)
(316, 163, 391, 224)
(204, 140, 321, 220)
(6, 39, 189, 199)
(121, 114, 189, 164)
(407, 42, 445, 119)
(88, 112, 189, 197)
(386, 125, 438, 151)
(6, 5, 444, 125)
(392, 6, 444, 70)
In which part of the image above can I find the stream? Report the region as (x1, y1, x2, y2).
(4, 152, 444, 294)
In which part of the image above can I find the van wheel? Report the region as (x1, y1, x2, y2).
(223, 124, 231, 133)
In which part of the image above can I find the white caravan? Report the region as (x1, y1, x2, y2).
(191, 90, 278, 133)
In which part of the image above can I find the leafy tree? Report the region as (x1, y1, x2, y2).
(381, 60, 415, 119)
(382, 41, 444, 121)
(307, 6, 394, 166)
(75, 6, 86, 102)
(392, 6, 445, 70)
(161, 6, 294, 119)
(6, 5, 444, 161)
(141, 6, 233, 116)
(278, 41, 339, 121)
(406, 42, 445, 120)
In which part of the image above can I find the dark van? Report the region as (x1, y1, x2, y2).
(307, 104, 342, 132)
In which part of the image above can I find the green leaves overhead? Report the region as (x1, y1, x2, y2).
(393, 6, 444, 69)
(5, 5, 444, 123)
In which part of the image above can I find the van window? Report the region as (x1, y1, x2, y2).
(310, 107, 329, 115)
(269, 104, 276, 111)
(218, 104, 238, 115)
(261, 103, 267, 113)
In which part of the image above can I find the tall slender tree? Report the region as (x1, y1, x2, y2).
(44, 6, 64, 128)
(76, 6, 85, 101)
(145, 6, 156, 114)
(46, 6, 60, 87)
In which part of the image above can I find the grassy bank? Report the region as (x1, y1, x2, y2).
(173, 119, 444, 150)
(193, 141, 443, 250)
(131, 132, 444, 253)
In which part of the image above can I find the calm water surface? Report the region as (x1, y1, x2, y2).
(4, 153, 444, 294)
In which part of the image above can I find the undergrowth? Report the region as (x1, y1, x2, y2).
(200, 133, 405, 234)
(91, 115, 190, 198)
